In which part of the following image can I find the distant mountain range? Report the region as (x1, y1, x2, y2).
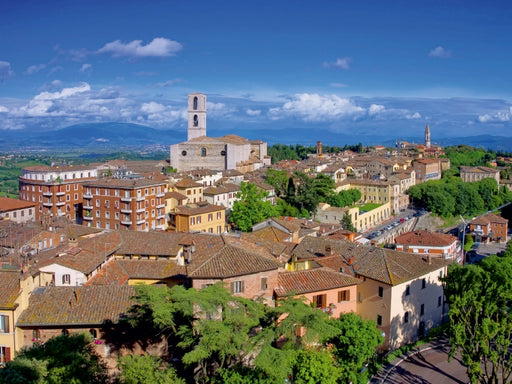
(1, 122, 512, 152)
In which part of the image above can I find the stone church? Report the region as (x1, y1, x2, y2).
(169, 93, 271, 173)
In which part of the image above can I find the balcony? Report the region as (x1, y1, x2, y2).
(121, 208, 132, 214)
(83, 216, 93, 221)
(83, 193, 93, 199)
(136, 219, 146, 225)
(57, 211, 65, 217)
(121, 220, 132, 225)
(121, 197, 132, 202)
(43, 202, 53, 207)
(157, 214, 166, 220)
(156, 203, 165, 209)
(83, 205, 93, 210)
(156, 192, 165, 198)
(136, 196, 145, 202)
(55, 191, 65, 196)
(43, 191, 53, 197)
(136, 208, 145, 213)
(56, 201, 65, 207)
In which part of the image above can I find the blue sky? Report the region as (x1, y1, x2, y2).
(1, 0, 512, 144)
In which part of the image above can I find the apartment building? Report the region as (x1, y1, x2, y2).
(347, 179, 407, 213)
(168, 201, 226, 233)
(203, 183, 240, 210)
(82, 178, 167, 231)
(19, 165, 98, 222)
(413, 158, 441, 183)
(170, 177, 204, 204)
(460, 166, 500, 184)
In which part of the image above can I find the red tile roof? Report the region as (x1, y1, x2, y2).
(274, 267, 361, 297)
(0, 197, 36, 212)
(16, 285, 135, 326)
(394, 230, 457, 247)
(0, 270, 21, 308)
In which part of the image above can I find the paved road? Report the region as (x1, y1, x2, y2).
(372, 339, 469, 384)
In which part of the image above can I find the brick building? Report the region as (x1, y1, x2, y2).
(413, 159, 441, 183)
(469, 213, 508, 243)
(395, 230, 459, 261)
(82, 178, 167, 231)
(0, 197, 36, 223)
(19, 165, 98, 222)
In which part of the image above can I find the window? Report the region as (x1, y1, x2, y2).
(190, 217, 195, 225)
(422, 278, 426, 289)
(420, 304, 425, 316)
(438, 296, 442, 307)
(105, 211, 110, 219)
(89, 329, 97, 339)
(196, 216, 201, 224)
(231, 280, 244, 294)
(261, 277, 268, 290)
(217, 212, 222, 219)
(313, 294, 327, 308)
(62, 274, 71, 285)
(405, 285, 410, 296)
(0, 346, 10, 364)
(96, 199, 100, 207)
(338, 290, 350, 302)
(0, 315, 9, 333)
(404, 311, 409, 323)
(378, 286, 384, 297)
(201, 147, 207, 157)
(376, 314, 382, 326)
(193, 114, 198, 126)
(32, 329, 40, 341)
(193, 96, 198, 110)
(208, 213, 213, 221)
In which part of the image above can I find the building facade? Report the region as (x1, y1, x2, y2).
(82, 178, 167, 231)
(19, 165, 98, 223)
(0, 197, 36, 223)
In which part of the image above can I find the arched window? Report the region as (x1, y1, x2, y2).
(61, 329, 69, 335)
(89, 329, 97, 339)
(193, 115, 198, 127)
(193, 96, 198, 110)
(201, 148, 207, 157)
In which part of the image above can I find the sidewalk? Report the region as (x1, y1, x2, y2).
(370, 335, 451, 384)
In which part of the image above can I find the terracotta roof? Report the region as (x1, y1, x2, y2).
(470, 212, 508, 225)
(203, 183, 240, 195)
(189, 242, 280, 278)
(165, 191, 188, 201)
(117, 231, 184, 257)
(83, 177, 166, 189)
(460, 166, 499, 174)
(175, 177, 203, 188)
(23, 164, 96, 172)
(16, 285, 135, 326)
(251, 226, 292, 242)
(0, 197, 36, 212)
(292, 236, 449, 285)
(174, 202, 225, 216)
(0, 270, 21, 308)
(219, 135, 250, 145)
(395, 230, 458, 247)
(274, 267, 361, 297)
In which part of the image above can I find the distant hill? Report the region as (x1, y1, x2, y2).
(1, 123, 512, 152)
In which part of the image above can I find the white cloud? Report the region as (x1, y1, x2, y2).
(429, 46, 451, 58)
(0, 106, 8, 113)
(0, 61, 14, 79)
(406, 112, 421, 119)
(477, 107, 512, 123)
(141, 102, 166, 114)
(246, 109, 261, 116)
(34, 82, 91, 101)
(26, 64, 46, 75)
(368, 104, 385, 116)
(323, 57, 352, 70)
(156, 79, 182, 87)
(80, 63, 92, 73)
(269, 93, 365, 122)
(97, 37, 183, 58)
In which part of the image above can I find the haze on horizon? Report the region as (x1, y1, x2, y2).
(1, 0, 512, 142)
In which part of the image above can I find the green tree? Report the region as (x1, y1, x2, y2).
(288, 172, 335, 216)
(265, 169, 289, 197)
(0, 333, 107, 384)
(442, 257, 512, 384)
(341, 212, 356, 232)
(230, 182, 278, 231)
(326, 313, 384, 384)
(463, 234, 474, 252)
(119, 354, 185, 384)
(290, 349, 340, 384)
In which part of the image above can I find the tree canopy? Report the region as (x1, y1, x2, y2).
(442, 254, 512, 384)
(230, 182, 278, 231)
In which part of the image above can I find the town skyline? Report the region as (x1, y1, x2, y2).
(1, 1, 512, 141)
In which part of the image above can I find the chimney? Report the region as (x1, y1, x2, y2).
(427, 254, 432, 265)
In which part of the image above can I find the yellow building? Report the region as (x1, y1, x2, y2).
(170, 177, 203, 204)
(169, 201, 226, 233)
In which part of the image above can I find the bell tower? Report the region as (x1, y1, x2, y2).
(425, 123, 431, 149)
(188, 93, 207, 140)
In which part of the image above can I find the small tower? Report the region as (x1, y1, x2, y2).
(187, 93, 207, 140)
(425, 123, 431, 149)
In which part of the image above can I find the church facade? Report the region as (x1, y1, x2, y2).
(170, 93, 271, 173)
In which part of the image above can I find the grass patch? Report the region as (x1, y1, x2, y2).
(358, 203, 382, 212)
